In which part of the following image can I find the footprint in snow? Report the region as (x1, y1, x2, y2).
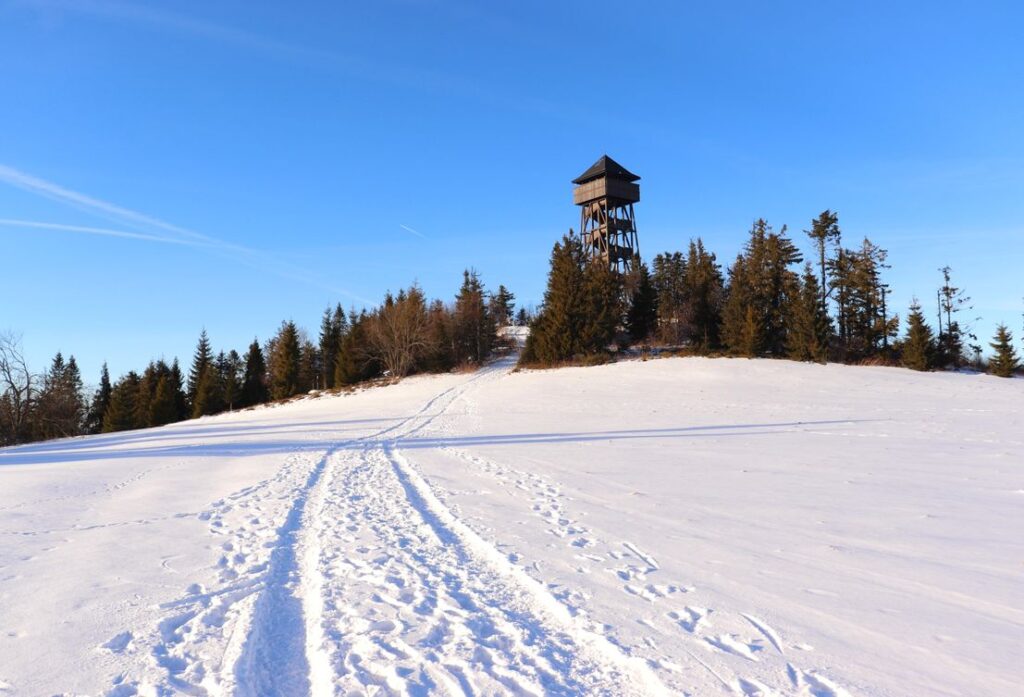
(100, 631, 133, 654)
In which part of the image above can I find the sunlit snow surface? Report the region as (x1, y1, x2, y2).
(1, 356, 1021, 696)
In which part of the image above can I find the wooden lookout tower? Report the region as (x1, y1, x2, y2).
(572, 155, 640, 273)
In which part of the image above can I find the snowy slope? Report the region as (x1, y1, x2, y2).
(0, 356, 1021, 696)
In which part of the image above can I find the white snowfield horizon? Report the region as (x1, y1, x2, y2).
(0, 356, 1021, 696)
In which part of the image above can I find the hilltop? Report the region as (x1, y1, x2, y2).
(0, 356, 1021, 696)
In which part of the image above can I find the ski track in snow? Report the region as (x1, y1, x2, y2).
(96, 358, 852, 696)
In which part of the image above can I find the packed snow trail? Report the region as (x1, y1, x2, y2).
(2, 355, 1021, 696)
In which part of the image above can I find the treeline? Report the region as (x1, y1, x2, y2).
(0, 271, 522, 446)
(523, 211, 1021, 377)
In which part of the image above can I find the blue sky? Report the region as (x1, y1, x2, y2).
(2, 0, 1022, 382)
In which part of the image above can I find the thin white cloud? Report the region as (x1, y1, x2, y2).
(399, 224, 426, 239)
(20, 0, 578, 123)
(0, 164, 211, 245)
(0, 164, 374, 305)
(0, 218, 210, 246)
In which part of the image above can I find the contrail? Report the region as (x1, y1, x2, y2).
(0, 164, 212, 245)
(0, 218, 210, 246)
(399, 224, 425, 239)
(0, 164, 374, 305)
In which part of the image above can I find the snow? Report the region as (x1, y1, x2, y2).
(1, 355, 1022, 696)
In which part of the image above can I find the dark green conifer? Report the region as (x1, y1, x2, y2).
(169, 359, 188, 420)
(787, 264, 832, 362)
(454, 269, 495, 365)
(489, 285, 516, 328)
(149, 375, 178, 426)
(187, 330, 213, 408)
(86, 363, 112, 434)
(241, 340, 269, 406)
(523, 232, 589, 364)
(269, 321, 301, 399)
(684, 239, 725, 351)
(805, 210, 841, 313)
(191, 367, 218, 418)
(625, 260, 657, 343)
(103, 372, 141, 432)
(901, 299, 935, 371)
(988, 324, 1019, 378)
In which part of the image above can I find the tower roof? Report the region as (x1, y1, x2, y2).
(572, 155, 640, 185)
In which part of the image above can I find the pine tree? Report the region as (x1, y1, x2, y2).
(35, 352, 85, 439)
(423, 299, 456, 373)
(219, 350, 243, 409)
(805, 210, 841, 314)
(489, 285, 516, 328)
(191, 367, 218, 418)
(936, 266, 974, 369)
(187, 330, 213, 408)
(523, 232, 590, 364)
(988, 324, 1019, 377)
(625, 260, 657, 343)
(684, 239, 725, 351)
(298, 340, 320, 391)
(580, 261, 623, 353)
(721, 220, 801, 357)
(103, 372, 141, 432)
(787, 264, 831, 362)
(319, 305, 347, 390)
(453, 270, 495, 365)
(86, 363, 112, 434)
(268, 321, 301, 400)
(335, 311, 375, 386)
(901, 299, 935, 371)
(149, 375, 178, 426)
(134, 361, 157, 428)
(651, 251, 687, 344)
(241, 340, 269, 406)
(169, 359, 188, 420)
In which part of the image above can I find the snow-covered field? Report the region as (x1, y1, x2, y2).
(1, 356, 1021, 696)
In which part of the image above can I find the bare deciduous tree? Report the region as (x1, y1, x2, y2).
(367, 286, 431, 378)
(0, 332, 36, 445)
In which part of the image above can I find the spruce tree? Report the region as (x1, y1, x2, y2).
(269, 321, 301, 400)
(35, 352, 86, 439)
(241, 340, 269, 406)
(169, 359, 188, 420)
(805, 210, 841, 313)
(87, 363, 112, 434)
(988, 324, 1019, 378)
(319, 305, 347, 390)
(489, 285, 516, 328)
(187, 330, 213, 408)
(336, 311, 374, 386)
(901, 299, 935, 371)
(721, 220, 801, 357)
(523, 232, 590, 364)
(219, 350, 242, 410)
(651, 251, 687, 344)
(684, 239, 725, 351)
(787, 264, 831, 362)
(625, 260, 657, 343)
(103, 372, 141, 432)
(149, 375, 177, 426)
(580, 261, 623, 353)
(424, 299, 456, 372)
(191, 367, 218, 418)
(298, 340, 320, 391)
(936, 266, 974, 369)
(453, 270, 495, 365)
